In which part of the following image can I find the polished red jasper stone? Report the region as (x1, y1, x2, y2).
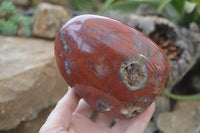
(55, 14, 170, 119)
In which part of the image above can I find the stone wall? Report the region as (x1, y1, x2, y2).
(0, 36, 68, 131)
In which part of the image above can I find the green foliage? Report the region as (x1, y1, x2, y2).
(68, 0, 200, 29)
(157, 0, 172, 12)
(178, 1, 198, 26)
(184, 1, 197, 13)
(98, 0, 117, 12)
(21, 16, 34, 37)
(22, 27, 32, 37)
(160, 0, 200, 28)
(0, 20, 18, 35)
(9, 14, 24, 24)
(166, 0, 185, 15)
(22, 16, 34, 27)
(99, 0, 161, 13)
(0, 1, 34, 37)
(97, 0, 200, 29)
(70, 0, 101, 11)
(0, 1, 15, 18)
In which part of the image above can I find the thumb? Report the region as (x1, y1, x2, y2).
(126, 102, 155, 133)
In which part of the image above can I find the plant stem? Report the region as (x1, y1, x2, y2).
(98, 0, 117, 13)
(162, 92, 200, 100)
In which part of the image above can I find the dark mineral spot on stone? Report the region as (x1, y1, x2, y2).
(96, 99, 111, 112)
(124, 63, 145, 86)
(120, 106, 144, 118)
(131, 110, 140, 116)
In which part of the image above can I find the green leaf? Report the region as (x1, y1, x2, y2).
(157, 0, 172, 12)
(162, 92, 200, 101)
(107, 0, 161, 13)
(184, 1, 197, 13)
(98, 0, 117, 12)
(165, 3, 180, 19)
(0, 1, 15, 15)
(23, 27, 32, 37)
(9, 14, 24, 24)
(178, 1, 198, 27)
(188, 0, 200, 7)
(22, 16, 34, 27)
(70, 0, 97, 10)
(170, 0, 185, 15)
(0, 20, 18, 36)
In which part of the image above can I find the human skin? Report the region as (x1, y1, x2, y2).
(39, 87, 155, 133)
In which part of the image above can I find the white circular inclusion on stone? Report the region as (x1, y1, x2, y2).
(119, 55, 148, 91)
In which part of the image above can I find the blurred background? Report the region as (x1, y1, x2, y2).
(0, 0, 200, 133)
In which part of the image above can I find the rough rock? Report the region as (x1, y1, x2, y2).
(192, 75, 200, 92)
(144, 121, 158, 133)
(13, 0, 30, 6)
(123, 15, 200, 90)
(157, 101, 200, 133)
(136, 4, 163, 17)
(1, 105, 55, 133)
(153, 96, 170, 119)
(0, 36, 67, 130)
(33, 2, 71, 39)
(33, 0, 70, 6)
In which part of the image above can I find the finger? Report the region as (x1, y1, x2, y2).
(126, 102, 155, 133)
(74, 99, 94, 118)
(40, 87, 80, 132)
(70, 114, 110, 133)
(112, 102, 155, 133)
(70, 114, 95, 132)
(111, 118, 132, 133)
(95, 112, 113, 127)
